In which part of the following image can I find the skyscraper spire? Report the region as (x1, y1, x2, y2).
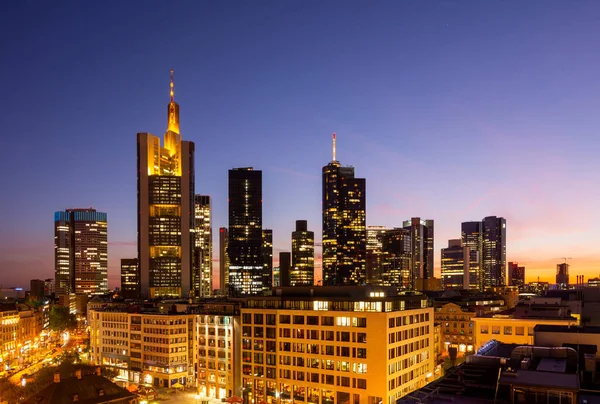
(170, 69, 175, 102)
(332, 132, 337, 162)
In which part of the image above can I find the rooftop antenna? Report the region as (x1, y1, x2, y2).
(170, 69, 175, 102)
(332, 133, 337, 162)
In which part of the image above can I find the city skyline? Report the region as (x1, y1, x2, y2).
(2, 2, 600, 289)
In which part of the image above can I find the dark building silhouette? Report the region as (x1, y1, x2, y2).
(556, 263, 569, 289)
(279, 252, 292, 287)
(219, 227, 229, 295)
(120, 258, 139, 299)
(508, 262, 525, 287)
(262, 229, 273, 290)
(228, 168, 264, 295)
(403, 218, 434, 289)
(30, 279, 45, 301)
(291, 220, 314, 286)
(322, 134, 366, 286)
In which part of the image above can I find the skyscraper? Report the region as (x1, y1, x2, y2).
(137, 70, 195, 299)
(461, 221, 483, 290)
(219, 227, 229, 295)
(441, 239, 478, 290)
(378, 228, 412, 288)
(366, 226, 389, 284)
(291, 220, 314, 286)
(279, 252, 291, 287)
(228, 168, 263, 295)
(482, 216, 506, 287)
(120, 258, 139, 299)
(194, 195, 212, 297)
(402, 218, 434, 290)
(508, 262, 525, 287)
(556, 263, 569, 289)
(322, 134, 366, 286)
(262, 229, 273, 292)
(54, 208, 108, 297)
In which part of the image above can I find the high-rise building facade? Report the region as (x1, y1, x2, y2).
(54, 208, 108, 296)
(219, 228, 229, 295)
(194, 195, 213, 297)
(239, 286, 434, 404)
(507, 262, 525, 287)
(291, 220, 315, 286)
(556, 263, 569, 289)
(262, 229, 273, 292)
(482, 216, 506, 288)
(366, 226, 389, 284)
(402, 218, 434, 290)
(228, 168, 263, 295)
(441, 240, 478, 290)
(137, 71, 195, 299)
(461, 221, 483, 290)
(279, 252, 291, 287)
(120, 258, 139, 299)
(377, 228, 412, 288)
(322, 134, 366, 286)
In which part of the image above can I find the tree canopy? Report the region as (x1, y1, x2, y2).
(48, 306, 77, 332)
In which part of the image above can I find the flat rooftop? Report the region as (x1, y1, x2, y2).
(534, 324, 600, 334)
(499, 369, 579, 390)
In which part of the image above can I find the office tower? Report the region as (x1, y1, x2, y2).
(272, 267, 280, 287)
(137, 71, 195, 299)
(556, 263, 569, 289)
(262, 229, 273, 291)
(461, 221, 483, 290)
(508, 262, 525, 287)
(441, 240, 478, 290)
(291, 220, 315, 286)
(219, 227, 229, 295)
(54, 208, 108, 296)
(120, 258, 139, 299)
(228, 168, 263, 295)
(239, 286, 434, 404)
(30, 279, 45, 301)
(378, 228, 412, 288)
(402, 218, 434, 289)
(279, 252, 291, 287)
(322, 133, 367, 286)
(194, 195, 213, 297)
(482, 216, 506, 287)
(366, 226, 389, 284)
(44, 278, 54, 296)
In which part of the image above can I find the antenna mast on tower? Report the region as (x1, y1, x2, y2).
(332, 133, 337, 162)
(170, 69, 175, 102)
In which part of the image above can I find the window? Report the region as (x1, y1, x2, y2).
(337, 317, 351, 327)
(242, 313, 251, 324)
(321, 316, 334, 326)
(357, 379, 367, 389)
(389, 318, 395, 328)
(280, 315, 290, 324)
(254, 314, 264, 325)
(266, 314, 277, 325)
(504, 326, 512, 335)
(480, 325, 488, 334)
(353, 317, 367, 328)
(293, 316, 305, 325)
(527, 327, 534, 336)
(515, 327, 524, 336)
(307, 316, 319, 325)
(492, 326, 500, 335)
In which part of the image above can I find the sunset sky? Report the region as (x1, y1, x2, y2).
(1, 1, 599, 289)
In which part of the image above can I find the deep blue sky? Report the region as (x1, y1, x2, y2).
(2, 1, 600, 288)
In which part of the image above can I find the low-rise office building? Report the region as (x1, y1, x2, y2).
(435, 303, 475, 354)
(239, 286, 435, 404)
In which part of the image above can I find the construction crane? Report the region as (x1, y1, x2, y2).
(558, 257, 572, 265)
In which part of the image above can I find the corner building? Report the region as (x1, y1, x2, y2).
(239, 287, 434, 404)
(137, 71, 195, 298)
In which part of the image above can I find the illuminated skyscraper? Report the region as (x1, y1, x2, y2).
(228, 168, 264, 295)
(482, 216, 506, 287)
(508, 262, 525, 287)
(379, 228, 412, 288)
(402, 218, 434, 290)
(441, 239, 478, 290)
(54, 208, 108, 296)
(137, 70, 195, 299)
(120, 258, 139, 299)
(461, 221, 483, 290)
(366, 226, 389, 284)
(262, 229, 273, 291)
(291, 220, 314, 286)
(219, 227, 229, 295)
(322, 134, 366, 286)
(194, 195, 212, 297)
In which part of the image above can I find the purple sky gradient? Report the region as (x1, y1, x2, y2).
(1, 1, 600, 289)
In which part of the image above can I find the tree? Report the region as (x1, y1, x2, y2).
(48, 306, 77, 332)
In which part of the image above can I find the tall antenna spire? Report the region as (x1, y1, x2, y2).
(332, 132, 337, 162)
(170, 69, 175, 102)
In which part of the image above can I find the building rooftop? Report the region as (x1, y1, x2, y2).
(498, 369, 578, 390)
(534, 324, 600, 334)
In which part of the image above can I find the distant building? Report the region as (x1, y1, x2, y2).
(366, 225, 388, 283)
(461, 221, 483, 290)
(30, 279, 45, 301)
(436, 302, 475, 354)
(441, 239, 478, 290)
(54, 208, 108, 297)
(482, 216, 506, 288)
(137, 71, 195, 299)
(588, 277, 600, 288)
(44, 278, 54, 296)
(279, 252, 291, 287)
(228, 168, 263, 295)
(403, 218, 434, 288)
(556, 263, 570, 289)
(194, 195, 212, 297)
(322, 134, 366, 286)
(508, 262, 525, 287)
(262, 229, 273, 291)
(272, 266, 280, 287)
(120, 258, 139, 299)
(219, 227, 229, 295)
(378, 228, 412, 288)
(291, 220, 314, 286)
